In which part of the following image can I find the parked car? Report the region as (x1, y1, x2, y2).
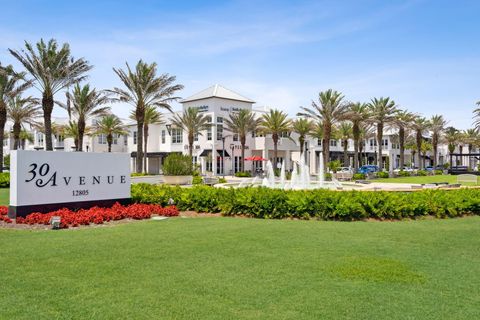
(338, 167, 353, 174)
(393, 167, 414, 173)
(425, 166, 434, 172)
(358, 165, 379, 174)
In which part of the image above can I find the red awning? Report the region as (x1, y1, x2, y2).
(245, 156, 268, 161)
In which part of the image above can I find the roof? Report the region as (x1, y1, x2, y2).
(181, 84, 255, 103)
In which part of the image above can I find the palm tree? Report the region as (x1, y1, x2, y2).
(9, 39, 92, 150)
(444, 126, 460, 157)
(107, 60, 183, 173)
(368, 97, 397, 170)
(463, 128, 479, 169)
(420, 140, 433, 169)
(337, 122, 353, 166)
(410, 116, 429, 169)
(391, 110, 415, 169)
(344, 102, 368, 171)
(358, 123, 375, 166)
(7, 96, 41, 149)
(60, 83, 110, 151)
(224, 109, 260, 172)
(429, 114, 448, 168)
(94, 115, 128, 152)
(0, 63, 32, 170)
(131, 106, 163, 172)
(298, 89, 348, 170)
(61, 121, 81, 150)
(473, 102, 480, 131)
(171, 107, 211, 158)
(19, 129, 34, 150)
(260, 109, 291, 167)
(291, 118, 312, 156)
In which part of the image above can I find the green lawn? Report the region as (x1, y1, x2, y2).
(372, 174, 479, 185)
(1, 217, 479, 319)
(0, 188, 8, 205)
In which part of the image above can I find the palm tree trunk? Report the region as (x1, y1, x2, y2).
(143, 124, 149, 174)
(322, 122, 331, 171)
(273, 133, 278, 167)
(0, 105, 6, 172)
(42, 93, 54, 151)
(135, 114, 144, 173)
(77, 119, 85, 152)
(13, 122, 21, 151)
(352, 123, 360, 172)
(299, 136, 304, 155)
(188, 134, 194, 158)
(416, 131, 422, 169)
(432, 134, 438, 167)
(343, 140, 348, 166)
(241, 135, 246, 172)
(399, 127, 405, 169)
(377, 123, 383, 170)
(107, 134, 113, 152)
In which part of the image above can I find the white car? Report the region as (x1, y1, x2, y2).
(338, 167, 354, 174)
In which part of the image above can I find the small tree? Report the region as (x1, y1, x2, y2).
(94, 114, 128, 152)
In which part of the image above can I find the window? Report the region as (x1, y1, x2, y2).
(161, 130, 166, 144)
(280, 131, 289, 138)
(37, 133, 44, 146)
(217, 124, 223, 141)
(113, 134, 119, 145)
(369, 139, 377, 147)
(56, 135, 64, 143)
(233, 134, 239, 142)
(124, 135, 128, 146)
(330, 139, 337, 147)
(194, 132, 199, 142)
(98, 134, 107, 144)
(317, 139, 322, 146)
(217, 116, 223, 123)
(172, 128, 183, 143)
(206, 116, 212, 141)
(382, 139, 388, 147)
(133, 131, 137, 145)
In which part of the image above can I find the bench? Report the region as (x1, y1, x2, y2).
(457, 174, 478, 184)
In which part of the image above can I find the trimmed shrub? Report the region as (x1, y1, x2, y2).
(218, 178, 227, 183)
(352, 173, 366, 180)
(376, 171, 389, 179)
(163, 154, 193, 176)
(192, 176, 203, 185)
(434, 169, 443, 175)
(235, 171, 252, 177)
(398, 170, 411, 177)
(325, 173, 332, 181)
(0, 172, 9, 188)
(131, 184, 480, 220)
(417, 170, 428, 176)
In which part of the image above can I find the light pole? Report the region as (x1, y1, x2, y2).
(230, 143, 235, 175)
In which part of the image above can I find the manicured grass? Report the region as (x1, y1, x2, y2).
(1, 217, 479, 319)
(0, 188, 9, 205)
(372, 174, 479, 185)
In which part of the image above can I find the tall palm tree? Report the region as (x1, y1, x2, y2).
(19, 129, 34, 150)
(108, 60, 183, 173)
(444, 126, 460, 156)
(358, 123, 375, 166)
(60, 83, 110, 151)
(429, 114, 448, 168)
(61, 121, 81, 150)
(298, 89, 348, 170)
(410, 116, 429, 169)
(131, 105, 163, 172)
(291, 118, 312, 156)
(94, 115, 128, 152)
(171, 107, 210, 158)
(260, 109, 291, 167)
(344, 102, 368, 171)
(405, 136, 417, 167)
(473, 102, 480, 131)
(224, 109, 260, 172)
(391, 110, 415, 169)
(368, 97, 397, 170)
(337, 122, 353, 166)
(0, 64, 32, 170)
(9, 39, 92, 150)
(420, 140, 433, 169)
(463, 128, 479, 169)
(7, 96, 41, 150)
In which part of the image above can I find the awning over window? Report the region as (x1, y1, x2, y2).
(199, 149, 230, 157)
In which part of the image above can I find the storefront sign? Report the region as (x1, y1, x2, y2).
(8, 150, 131, 218)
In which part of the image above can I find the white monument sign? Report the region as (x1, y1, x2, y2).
(9, 150, 131, 218)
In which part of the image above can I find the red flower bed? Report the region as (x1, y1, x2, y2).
(0, 206, 12, 223)
(1, 203, 178, 229)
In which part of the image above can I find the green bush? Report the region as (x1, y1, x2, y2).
(398, 170, 411, 177)
(192, 175, 203, 185)
(131, 184, 480, 220)
(218, 178, 227, 183)
(328, 160, 341, 173)
(235, 171, 252, 177)
(0, 172, 9, 188)
(163, 154, 193, 176)
(434, 169, 443, 175)
(376, 171, 389, 179)
(3, 154, 10, 169)
(352, 173, 366, 180)
(325, 173, 332, 181)
(417, 170, 428, 176)
(131, 172, 147, 177)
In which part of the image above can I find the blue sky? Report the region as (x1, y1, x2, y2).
(0, 0, 479, 128)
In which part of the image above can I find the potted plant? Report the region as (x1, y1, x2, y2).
(162, 153, 194, 185)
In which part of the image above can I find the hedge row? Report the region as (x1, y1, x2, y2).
(131, 184, 480, 220)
